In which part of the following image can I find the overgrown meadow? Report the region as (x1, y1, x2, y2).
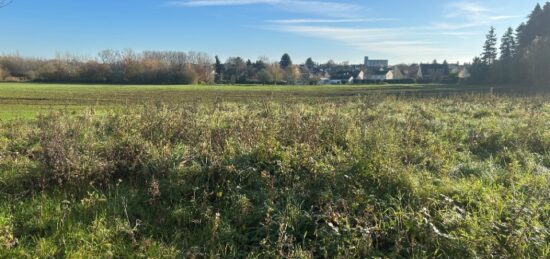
(0, 94, 549, 257)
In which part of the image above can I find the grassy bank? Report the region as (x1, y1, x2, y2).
(0, 94, 548, 257)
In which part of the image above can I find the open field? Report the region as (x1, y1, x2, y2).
(0, 82, 495, 120)
(0, 84, 549, 257)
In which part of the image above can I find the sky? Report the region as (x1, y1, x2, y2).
(0, 0, 543, 64)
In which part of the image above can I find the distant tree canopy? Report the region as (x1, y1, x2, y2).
(279, 53, 292, 69)
(305, 58, 315, 71)
(0, 50, 213, 84)
(256, 69, 273, 84)
(0, 51, 303, 85)
(469, 2, 550, 89)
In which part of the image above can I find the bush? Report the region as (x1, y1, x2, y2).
(0, 66, 7, 80)
(175, 66, 199, 84)
(257, 69, 274, 84)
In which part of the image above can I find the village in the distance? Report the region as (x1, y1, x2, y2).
(313, 56, 469, 85)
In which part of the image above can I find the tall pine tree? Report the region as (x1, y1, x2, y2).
(500, 27, 516, 61)
(543, 3, 550, 37)
(481, 26, 498, 65)
(471, 2, 550, 88)
(517, 4, 543, 50)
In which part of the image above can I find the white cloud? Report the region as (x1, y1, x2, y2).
(167, 0, 362, 17)
(446, 1, 488, 18)
(268, 18, 397, 24)
(167, 0, 520, 63)
(169, 0, 279, 7)
(439, 1, 519, 29)
(269, 24, 475, 63)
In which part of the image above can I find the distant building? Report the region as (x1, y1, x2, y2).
(354, 70, 365, 81)
(364, 56, 389, 68)
(318, 69, 365, 84)
(402, 65, 420, 80)
(448, 64, 462, 74)
(365, 68, 388, 81)
(386, 66, 406, 80)
(458, 67, 471, 80)
(417, 64, 450, 81)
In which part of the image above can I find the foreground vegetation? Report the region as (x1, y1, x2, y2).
(0, 92, 548, 257)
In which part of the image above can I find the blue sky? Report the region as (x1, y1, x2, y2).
(0, 0, 542, 64)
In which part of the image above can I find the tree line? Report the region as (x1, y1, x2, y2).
(0, 50, 214, 84)
(0, 50, 315, 84)
(469, 2, 550, 88)
(214, 53, 304, 84)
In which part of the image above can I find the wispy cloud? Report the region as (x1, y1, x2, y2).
(169, 0, 279, 7)
(437, 1, 520, 29)
(446, 1, 489, 18)
(268, 18, 397, 24)
(168, 0, 519, 62)
(167, 0, 362, 17)
(268, 24, 475, 62)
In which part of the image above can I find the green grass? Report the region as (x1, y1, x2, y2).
(0, 82, 491, 120)
(0, 83, 548, 257)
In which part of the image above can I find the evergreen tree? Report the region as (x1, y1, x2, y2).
(214, 56, 223, 83)
(468, 57, 489, 83)
(517, 4, 543, 50)
(516, 23, 526, 52)
(500, 27, 516, 61)
(481, 26, 498, 65)
(279, 53, 292, 69)
(305, 58, 315, 71)
(254, 58, 267, 71)
(525, 36, 550, 86)
(471, 2, 550, 88)
(542, 3, 550, 37)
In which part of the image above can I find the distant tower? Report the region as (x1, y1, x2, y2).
(364, 56, 389, 68)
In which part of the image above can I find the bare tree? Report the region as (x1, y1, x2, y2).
(0, 0, 13, 8)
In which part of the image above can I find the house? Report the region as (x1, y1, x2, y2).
(365, 68, 388, 81)
(318, 66, 366, 84)
(354, 70, 365, 81)
(386, 66, 406, 80)
(317, 71, 331, 85)
(417, 64, 450, 81)
(403, 65, 420, 80)
(318, 71, 349, 85)
(448, 64, 462, 74)
(458, 67, 471, 80)
(329, 70, 354, 83)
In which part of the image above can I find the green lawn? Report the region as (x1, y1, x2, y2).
(0, 82, 491, 120)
